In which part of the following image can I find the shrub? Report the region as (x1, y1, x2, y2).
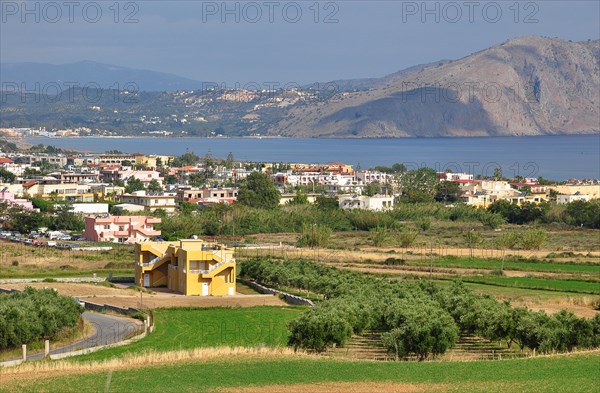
(479, 212, 506, 229)
(288, 308, 353, 352)
(416, 218, 431, 231)
(347, 210, 395, 231)
(382, 304, 458, 361)
(494, 231, 520, 250)
(464, 230, 483, 257)
(397, 228, 419, 248)
(384, 257, 405, 266)
(0, 287, 83, 349)
(520, 229, 548, 250)
(297, 224, 332, 248)
(369, 226, 390, 247)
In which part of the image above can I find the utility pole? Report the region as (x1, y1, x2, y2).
(429, 242, 433, 278)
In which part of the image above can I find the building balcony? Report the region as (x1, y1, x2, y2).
(187, 261, 235, 278)
(137, 228, 161, 237)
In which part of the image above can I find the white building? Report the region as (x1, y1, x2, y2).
(118, 190, 177, 213)
(355, 171, 392, 184)
(438, 172, 474, 182)
(338, 194, 394, 211)
(70, 203, 109, 215)
(556, 193, 590, 205)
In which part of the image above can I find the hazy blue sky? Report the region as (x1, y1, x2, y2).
(1, 1, 599, 84)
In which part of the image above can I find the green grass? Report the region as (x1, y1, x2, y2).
(401, 257, 600, 275)
(4, 352, 599, 392)
(76, 306, 304, 362)
(0, 267, 133, 279)
(458, 276, 600, 295)
(429, 279, 583, 299)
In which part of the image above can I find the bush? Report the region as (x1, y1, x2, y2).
(369, 226, 390, 247)
(397, 228, 419, 248)
(384, 257, 405, 266)
(416, 218, 432, 231)
(520, 229, 548, 250)
(494, 231, 520, 250)
(347, 209, 396, 231)
(0, 287, 83, 349)
(479, 212, 506, 229)
(382, 303, 458, 361)
(297, 224, 332, 248)
(464, 230, 483, 257)
(288, 308, 353, 352)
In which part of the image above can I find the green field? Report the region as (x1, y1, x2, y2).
(77, 306, 303, 362)
(457, 276, 600, 295)
(407, 257, 600, 275)
(4, 352, 599, 392)
(0, 267, 133, 279)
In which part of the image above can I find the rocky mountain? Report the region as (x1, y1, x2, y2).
(304, 60, 451, 92)
(271, 36, 600, 137)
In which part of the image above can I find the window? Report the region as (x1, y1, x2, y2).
(119, 226, 125, 231)
(104, 225, 110, 229)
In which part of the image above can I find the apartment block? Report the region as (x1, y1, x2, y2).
(135, 239, 236, 296)
(84, 215, 161, 243)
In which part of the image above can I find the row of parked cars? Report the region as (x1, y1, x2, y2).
(0, 230, 83, 249)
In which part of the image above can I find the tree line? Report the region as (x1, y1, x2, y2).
(240, 258, 600, 360)
(0, 287, 83, 350)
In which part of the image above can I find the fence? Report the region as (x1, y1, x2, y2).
(237, 278, 315, 307)
(80, 300, 141, 315)
(107, 274, 135, 283)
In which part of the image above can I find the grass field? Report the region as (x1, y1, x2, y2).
(75, 306, 304, 362)
(0, 267, 133, 279)
(458, 276, 600, 295)
(406, 257, 600, 275)
(0, 240, 134, 279)
(2, 351, 598, 392)
(247, 224, 600, 252)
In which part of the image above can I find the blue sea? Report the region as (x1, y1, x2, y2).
(24, 135, 600, 180)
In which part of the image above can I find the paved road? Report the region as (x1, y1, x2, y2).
(20, 312, 142, 362)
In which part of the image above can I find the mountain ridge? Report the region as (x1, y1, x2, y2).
(1, 36, 598, 138)
(270, 36, 600, 137)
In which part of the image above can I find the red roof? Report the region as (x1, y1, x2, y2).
(0, 157, 13, 164)
(23, 180, 38, 188)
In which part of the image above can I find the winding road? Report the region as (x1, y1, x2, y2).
(12, 312, 143, 362)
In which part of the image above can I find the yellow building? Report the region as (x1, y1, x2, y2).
(135, 239, 236, 296)
(134, 154, 175, 169)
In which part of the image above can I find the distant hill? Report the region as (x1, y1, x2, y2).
(1, 37, 598, 137)
(0, 61, 205, 92)
(272, 36, 600, 137)
(304, 60, 452, 92)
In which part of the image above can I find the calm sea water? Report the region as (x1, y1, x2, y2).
(24, 135, 600, 180)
